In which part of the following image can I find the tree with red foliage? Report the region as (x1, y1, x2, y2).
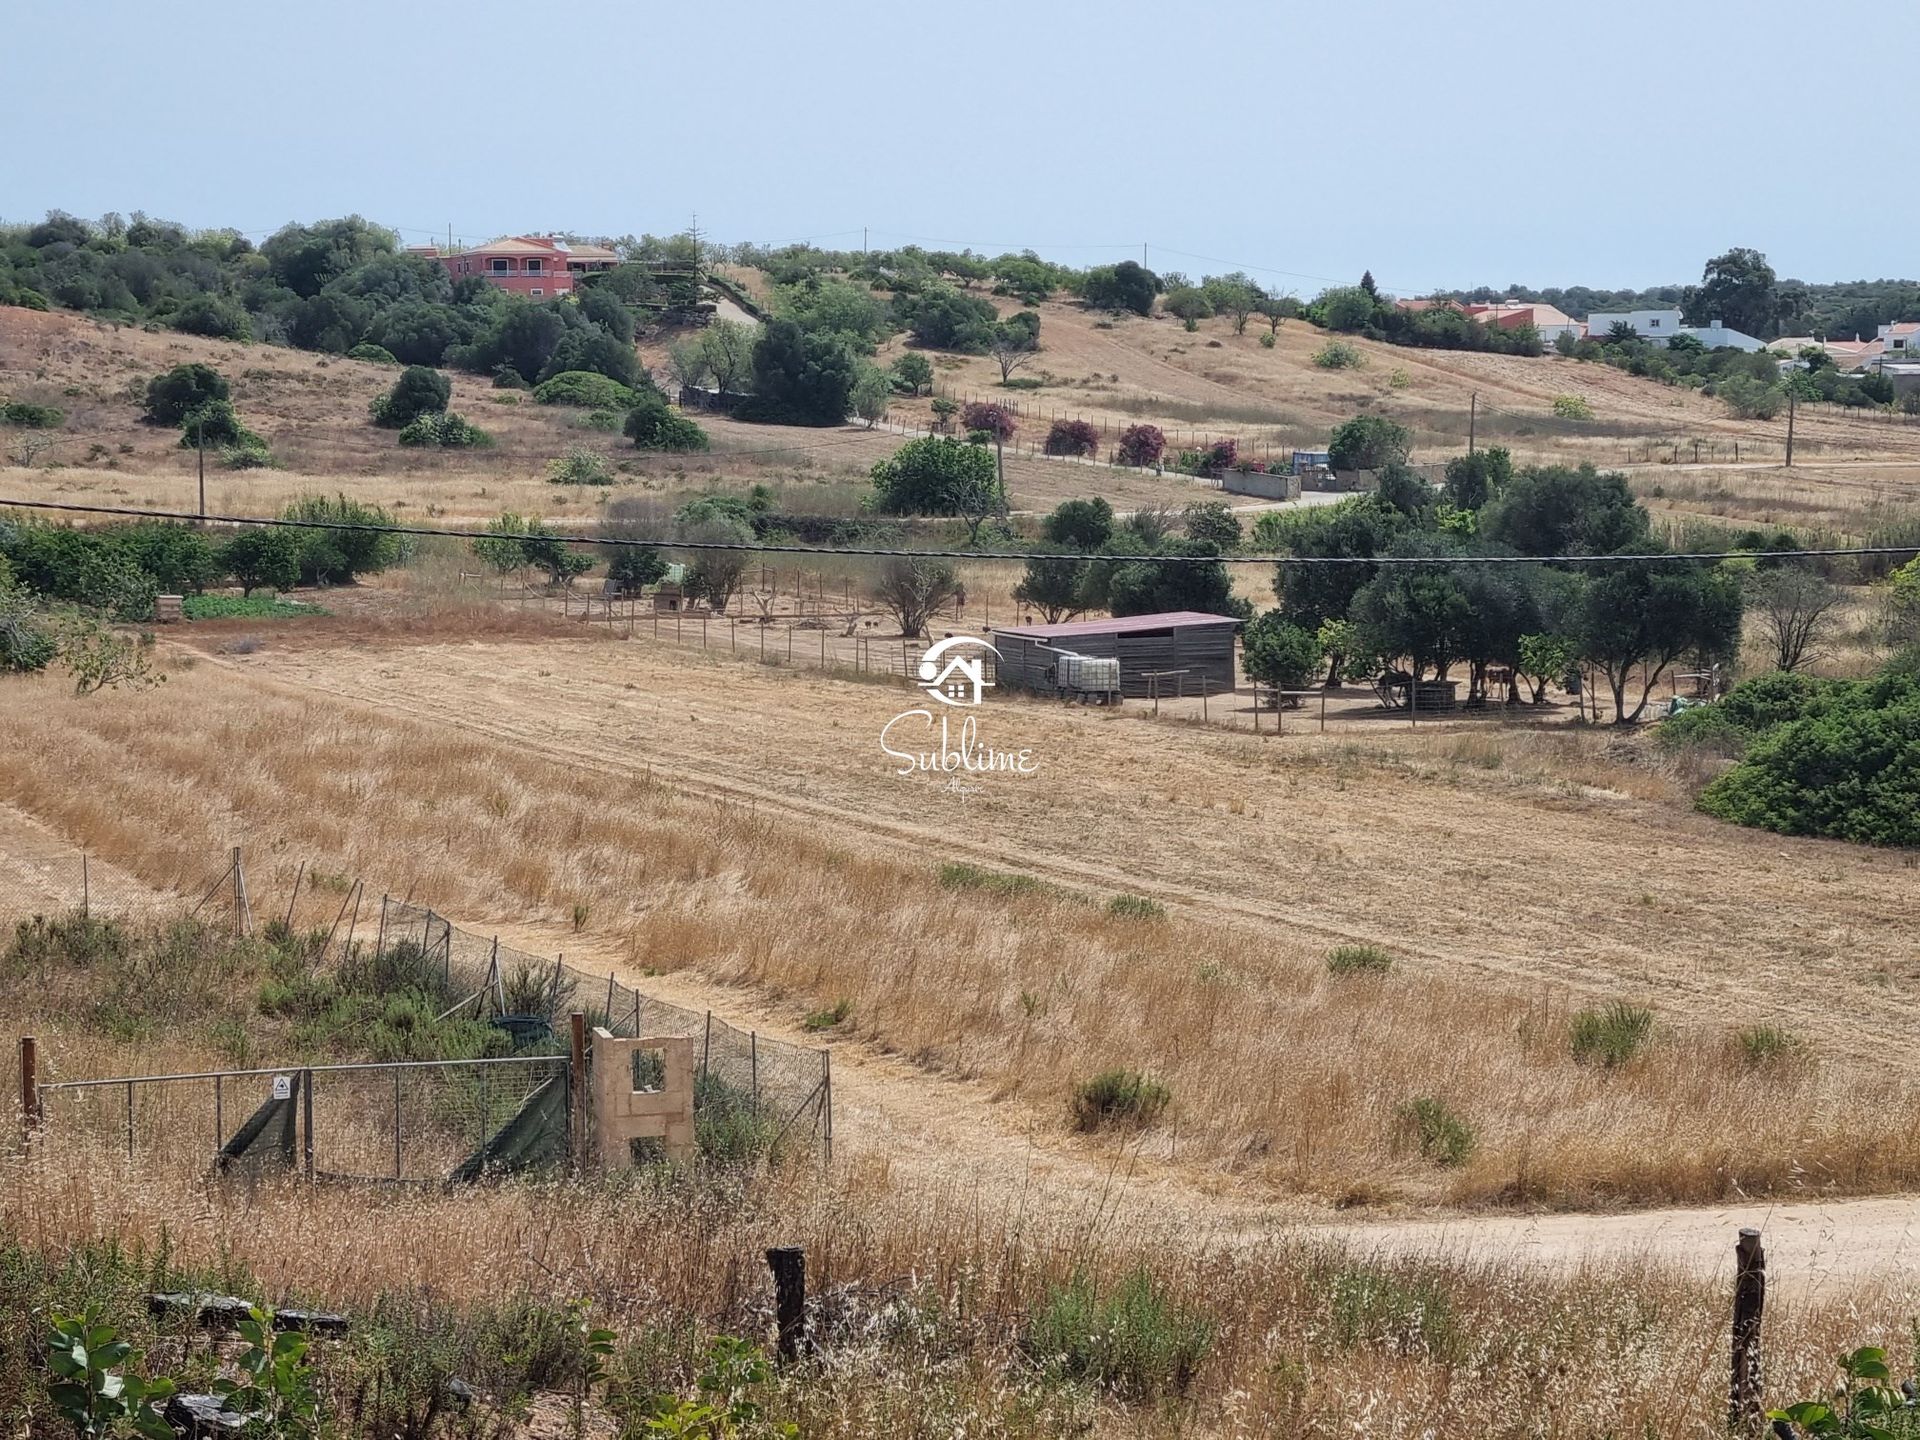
(961, 401, 1017, 442)
(1200, 438, 1238, 476)
(1044, 419, 1099, 457)
(1117, 423, 1166, 468)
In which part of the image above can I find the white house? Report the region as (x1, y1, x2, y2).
(1877, 322, 1920, 356)
(1586, 308, 1766, 352)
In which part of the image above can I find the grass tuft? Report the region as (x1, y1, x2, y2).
(1106, 893, 1165, 921)
(1326, 943, 1394, 977)
(1025, 1268, 1214, 1399)
(802, 999, 852, 1032)
(1070, 1069, 1169, 1132)
(938, 862, 1046, 898)
(1395, 1096, 1477, 1167)
(1570, 1001, 1654, 1068)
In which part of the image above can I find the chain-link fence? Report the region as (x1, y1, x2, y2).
(379, 900, 832, 1165)
(4, 848, 831, 1173)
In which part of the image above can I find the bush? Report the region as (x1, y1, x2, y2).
(346, 343, 399, 366)
(1550, 393, 1594, 420)
(623, 396, 709, 452)
(1243, 612, 1323, 691)
(532, 371, 638, 409)
(1044, 418, 1099, 457)
(802, 999, 851, 1031)
(546, 445, 616, 486)
(871, 436, 1001, 516)
(144, 363, 230, 425)
(175, 398, 259, 450)
(1655, 703, 1749, 758)
(1570, 1001, 1654, 1067)
(370, 365, 452, 427)
(182, 593, 322, 619)
(1081, 260, 1159, 317)
(222, 437, 273, 469)
(281, 493, 403, 585)
(396, 411, 490, 448)
(891, 351, 934, 395)
(1314, 340, 1365, 369)
(1326, 943, 1393, 976)
(1106, 894, 1165, 920)
(581, 409, 621, 432)
(170, 292, 251, 341)
(1070, 1069, 1170, 1131)
(1, 402, 63, 428)
(1395, 1097, 1477, 1166)
(1718, 374, 1785, 420)
(1732, 1024, 1805, 1070)
(960, 400, 1016, 441)
(1328, 413, 1412, 472)
(1026, 1269, 1213, 1400)
(1116, 422, 1166, 467)
(937, 862, 1045, 897)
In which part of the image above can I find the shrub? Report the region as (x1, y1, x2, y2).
(1070, 1069, 1170, 1131)
(1081, 260, 1159, 317)
(170, 292, 251, 341)
(1655, 703, 1749, 758)
(1733, 1024, 1805, 1070)
(397, 411, 490, 448)
(624, 396, 709, 452)
(1259, 331, 1276, 348)
(346, 343, 399, 366)
(1550, 393, 1594, 420)
(144, 363, 230, 425)
(960, 400, 1016, 441)
(1026, 1269, 1214, 1399)
(1395, 1096, 1477, 1166)
(1244, 613, 1323, 691)
(1570, 1001, 1654, 1067)
(222, 437, 274, 469)
(281, 493, 403, 585)
(1719, 374, 1785, 420)
(175, 397, 259, 450)
(1106, 893, 1165, 920)
(891, 351, 934, 395)
(1326, 943, 1393, 976)
(370, 365, 452, 428)
(1328, 413, 1412, 472)
(546, 445, 616, 486)
(581, 409, 621, 432)
(937, 861, 1045, 897)
(1314, 340, 1365, 369)
(532, 371, 638, 409)
(1, 401, 63, 428)
(802, 999, 851, 1031)
(871, 435, 1001, 517)
(1044, 418, 1099, 457)
(1116, 422, 1166, 467)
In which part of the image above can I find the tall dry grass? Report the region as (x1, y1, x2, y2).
(3, 660, 1917, 1211)
(1, 1115, 1916, 1439)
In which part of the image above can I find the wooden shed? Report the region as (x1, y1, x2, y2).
(990, 612, 1241, 700)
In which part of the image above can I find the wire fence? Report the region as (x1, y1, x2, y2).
(3, 853, 831, 1175)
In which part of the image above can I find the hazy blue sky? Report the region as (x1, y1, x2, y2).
(4, 0, 1913, 294)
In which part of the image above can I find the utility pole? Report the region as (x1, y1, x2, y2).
(994, 431, 1004, 492)
(863, 226, 868, 256)
(1468, 392, 1477, 454)
(1785, 386, 1796, 468)
(1142, 241, 1148, 269)
(196, 413, 206, 521)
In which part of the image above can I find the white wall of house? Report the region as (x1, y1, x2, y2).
(1587, 309, 1684, 339)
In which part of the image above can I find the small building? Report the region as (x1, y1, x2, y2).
(651, 563, 688, 612)
(991, 612, 1241, 700)
(407, 236, 619, 298)
(1586, 309, 1766, 352)
(1877, 321, 1920, 356)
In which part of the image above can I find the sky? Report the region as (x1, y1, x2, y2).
(3, 0, 1915, 295)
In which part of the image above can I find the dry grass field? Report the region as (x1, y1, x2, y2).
(4, 603, 1918, 1214)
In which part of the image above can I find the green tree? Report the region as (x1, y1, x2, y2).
(1013, 556, 1093, 623)
(1183, 501, 1243, 552)
(1318, 286, 1381, 333)
(870, 436, 1003, 522)
(1683, 246, 1779, 338)
(1443, 447, 1513, 511)
(624, 393, 709, 451)
(1479, 463, 1649, 556)
(850, 363, 892, 427)
(1201, 272, 1260, 334)
(1328, 414, 1412, 472)
(1105, 539, 1245, 618)
(281, 493, 403, 585)
(697, 318, 756, 395)
(1082, 261, 1159, 316)
(1162, 287, 1213, 326)
(540, 326, 642, 388)
(370, 365, 451, 428)
(989, 311, 1041, 381)
(891, 351, 934, 396)
(736, 319, 855, 425)
(874, 555, 963, 638)
(261, 215, 398, 297)
(681, 515, 754, 611)
(1574, 556, 1745, 722)
(520, 518, 593, 588)
(143, 363, 230, 425)
(471, 512, 530, 580)
(365, 300, 466, 367)
(1259, 494, 1408, 632)
(1043, 497, 1116, 550)
(1242, 611, 1323, 690)
(220, 527, 303, 595)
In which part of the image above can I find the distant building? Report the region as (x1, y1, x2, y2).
(406, 236, 619, 298)
(1587, 308, 1766, 352)
(1462, 301, 1584, 342)
(991, 612, 1241, 700)
(1878, 321, 1920, 355)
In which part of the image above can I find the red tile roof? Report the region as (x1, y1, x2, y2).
(992, 611, 1242, 641)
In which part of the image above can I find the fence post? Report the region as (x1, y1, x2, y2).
(750, 1032, 759, 1116)
(823, 1050, 833, 1164)
(18, 1037, 37, 1145)
(80, 853, 88, 920)
(701, 1011, 713, 1082)
(232, 845, 251, 937)
(766, 1246, 806, 1362)
(1729, 1227, 1766, 1429)
(377, 894, 389, 956)
(301, 1068, 314, 1181)
(569, 1012, 588, 1168)
(283, 861, 305, 932)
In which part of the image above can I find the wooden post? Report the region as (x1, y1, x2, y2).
(80, 853, 88, 920)
(231, 845, 250, 936)
(569, 1012, 588, 1167)
(766, 1246, 806, 1362)
(1730, 1227, 1766, 1429)
(18, 1037, 37, 1143)
(283, 860, 305, 931)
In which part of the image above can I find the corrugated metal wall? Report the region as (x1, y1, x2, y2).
(993, 626, 1237, 699)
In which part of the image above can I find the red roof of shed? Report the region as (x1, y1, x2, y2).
(992, 611, 1241, 641)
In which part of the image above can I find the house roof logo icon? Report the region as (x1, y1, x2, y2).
(916, 636, 998, 707)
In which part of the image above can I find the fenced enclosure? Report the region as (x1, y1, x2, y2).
(4, 853, 832, 1177)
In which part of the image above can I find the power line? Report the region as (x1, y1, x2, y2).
(4, 499, 1917, 568)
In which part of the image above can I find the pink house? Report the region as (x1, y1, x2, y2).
(408, 236, 619, 298)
